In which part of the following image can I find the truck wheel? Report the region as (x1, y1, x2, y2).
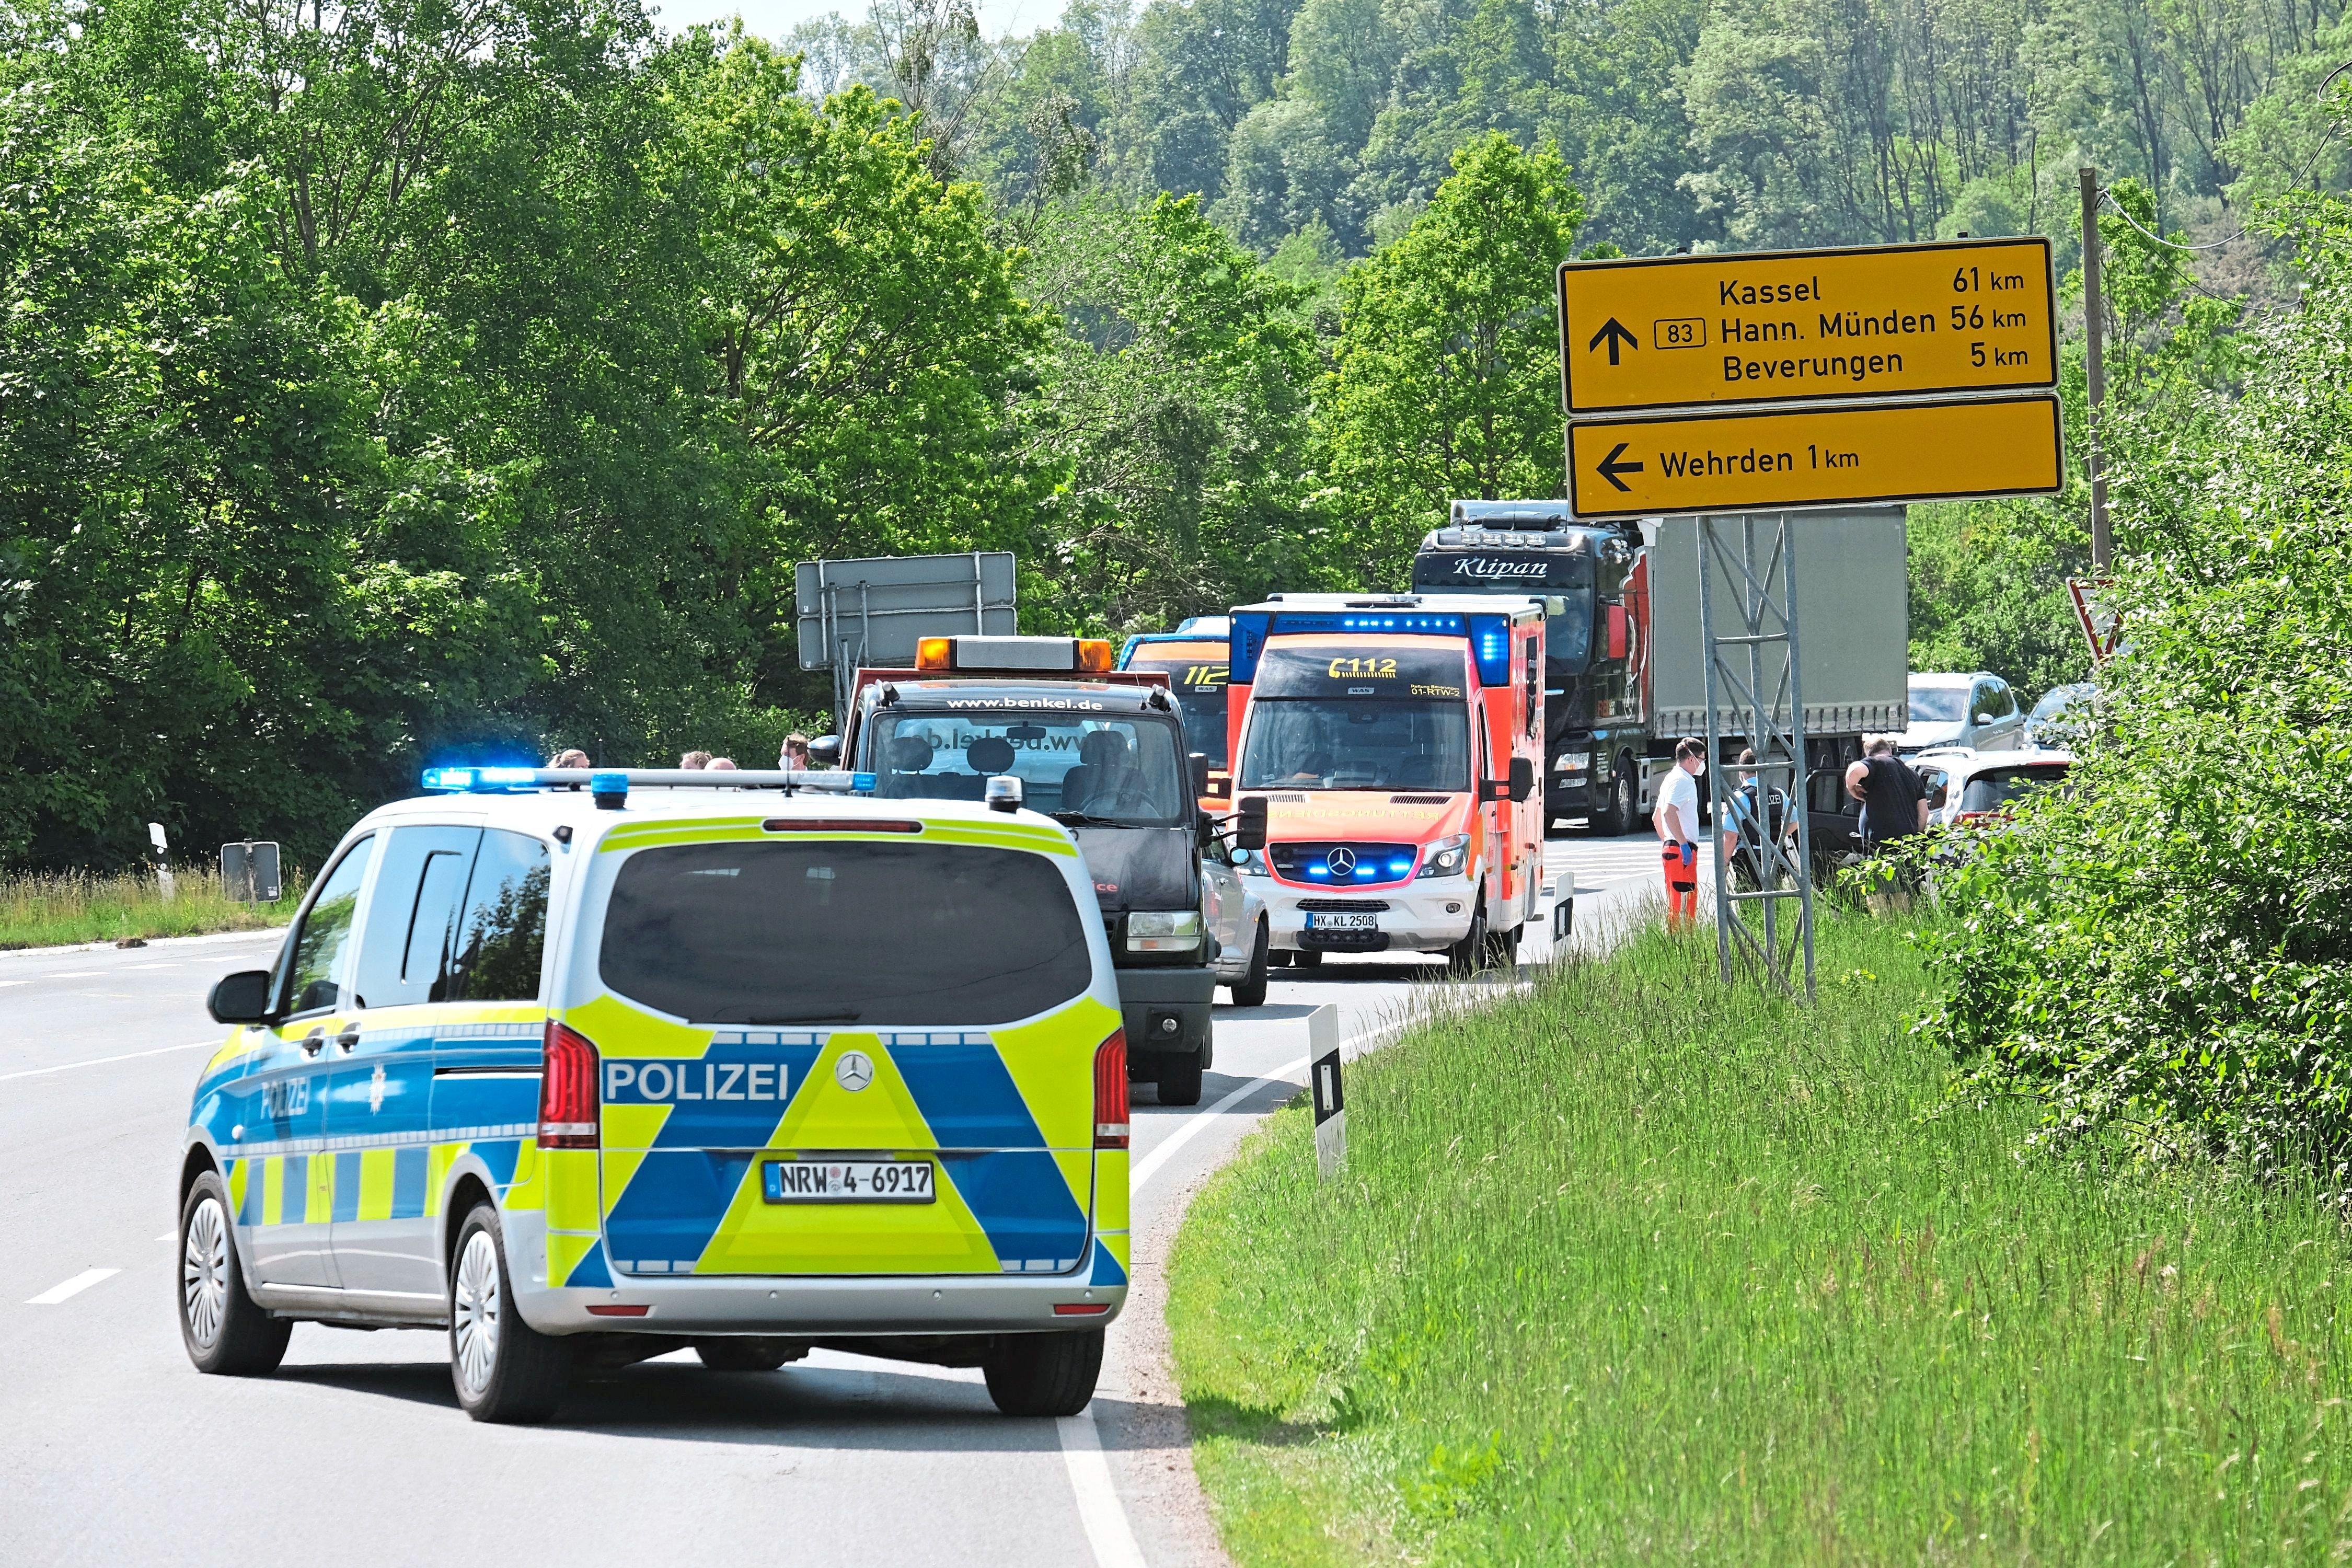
(695, 1338, 802, 1371)
(449, 1202, 571, 1423)
(984, 1328, 1105, 1416)
(179, 1171, 292, 1377)
(1447, 905, 1490, 975)
(1608, 760, 1641, 836)
(1228, 921, 1270, 1008)
(1157, 1053, 1204, 1106)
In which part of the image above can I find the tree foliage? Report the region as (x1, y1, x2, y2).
(1312, 135, 1581, 583)
(1918, 194, 2352, 1180)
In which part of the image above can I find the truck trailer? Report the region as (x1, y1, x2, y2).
(1411, 501, 1908, 859)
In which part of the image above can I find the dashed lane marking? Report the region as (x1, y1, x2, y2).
(0, 1040, 215, 1084)
(27, 1268, 120, 1306)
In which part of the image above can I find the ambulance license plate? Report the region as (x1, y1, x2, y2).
(1306, 912, 1377, 931)
(763, 1160, 936, 1203)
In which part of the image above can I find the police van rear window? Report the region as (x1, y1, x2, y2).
(599, 841, 1091, 1027)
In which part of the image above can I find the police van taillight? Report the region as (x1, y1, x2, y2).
(540, 1020, 601, 1149)
(1094, 1030, 1128, 1149)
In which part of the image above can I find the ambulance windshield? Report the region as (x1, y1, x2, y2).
(1237, 647, 1473, 791)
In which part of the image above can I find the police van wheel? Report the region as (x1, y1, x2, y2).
(983, 1328, 1104, 1417)
(694, 1338, 799, 1372)
(1229, 922, 1271, 1008)
(449, 1204, 571, 1423)
(179, 1172, 291, 1377)
(1157, 1053, 1205, 1107)
(1291, 949, 1323, 971)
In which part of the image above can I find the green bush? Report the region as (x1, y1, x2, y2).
(1917, 195, 2352, 1179)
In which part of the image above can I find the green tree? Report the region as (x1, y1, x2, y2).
(1310, 133, 1581, 585)
(1020, 193, 1323, 629)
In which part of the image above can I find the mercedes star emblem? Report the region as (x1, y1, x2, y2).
(1327, 846, 1357, 876)
(834, 1051, 875, 1092)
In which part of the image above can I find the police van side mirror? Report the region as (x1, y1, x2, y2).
(1234, 797, 1267, 852)
(1190, 751, 1212, 798)
(1509, 757, 1536, 802)
(209, 969, 274, 1025)
(808, 735, 841, 767)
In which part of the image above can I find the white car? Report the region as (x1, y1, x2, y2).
(1201, 844, 1270, 1007)
(1914, 748, 2074, 828)
(1875, 672, 2028, 756)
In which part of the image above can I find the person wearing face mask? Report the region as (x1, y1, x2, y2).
(1653, 737, 1707, 930)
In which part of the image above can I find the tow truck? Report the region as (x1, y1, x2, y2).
(1224, 595, 1549, 971)
(823, 635, 1263, 1103)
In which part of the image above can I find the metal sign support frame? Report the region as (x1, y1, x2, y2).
(1696, 513, 1818, 999)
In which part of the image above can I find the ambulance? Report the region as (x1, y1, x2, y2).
(180, 766, 1128, 1423)
(1225, 595, 1546, 971)
(1116, 616, 1232, 813)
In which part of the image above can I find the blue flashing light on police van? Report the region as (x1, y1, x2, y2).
(850, 772, 878, 791)
(421, 765, 536, 792)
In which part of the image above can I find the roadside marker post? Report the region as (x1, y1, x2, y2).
(1308, 1004, 1344, 1181)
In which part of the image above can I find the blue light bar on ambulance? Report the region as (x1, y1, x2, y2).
(1228, 609, 1512, 686)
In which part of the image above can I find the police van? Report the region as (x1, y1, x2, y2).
(178, 767, 1129, 1423)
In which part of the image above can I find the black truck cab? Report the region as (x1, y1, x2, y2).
(831, 637, 1237, 1104)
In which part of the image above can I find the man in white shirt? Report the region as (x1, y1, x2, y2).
(1652, 737, 1707, 930)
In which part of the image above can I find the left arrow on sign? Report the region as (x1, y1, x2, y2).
(1595, 441, 1644, 492)
(1586, 317, 1639, 365)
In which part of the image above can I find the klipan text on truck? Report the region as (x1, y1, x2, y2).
(1411, 500, 1908, 861)
(832, 635, 1261, 1106)
(1224, 595, 1543, 972)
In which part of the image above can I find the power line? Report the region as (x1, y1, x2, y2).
(2097, 59, 2352, 255)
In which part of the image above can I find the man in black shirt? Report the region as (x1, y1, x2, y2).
(1844, 739, 1928, 906)
(1845, 739, 1928, 849)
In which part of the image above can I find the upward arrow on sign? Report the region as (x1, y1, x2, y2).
(1587, 317, 1639, 365)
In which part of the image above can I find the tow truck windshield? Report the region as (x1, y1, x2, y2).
(1236, 646, 1473, 791)
(874, 710, 1188, 825)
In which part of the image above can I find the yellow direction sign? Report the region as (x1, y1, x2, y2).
(1566, 395, 2062, 519)
(1559, 238, 2057, 416)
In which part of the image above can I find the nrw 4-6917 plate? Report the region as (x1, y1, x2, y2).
(763, 1159, 936, 1203)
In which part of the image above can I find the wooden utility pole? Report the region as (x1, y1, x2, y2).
(2080, 167, 2110, 569)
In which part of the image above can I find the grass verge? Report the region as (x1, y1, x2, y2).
(1169, 914, 2352, 1565)
(0, 867, 302, 950)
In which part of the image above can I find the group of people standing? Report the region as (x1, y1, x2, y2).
(1650, 735, 1932, 927)
(541, 735, 817, 773)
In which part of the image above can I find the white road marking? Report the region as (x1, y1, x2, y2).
(1057, 1411, 1149, 1568)
(41, 971, 102, 979)
(1130, 1055, 1307, 1195)
(156, 1231, 176, 1242)
(0, 981, 22, 988)
(27, 1268, 120, 1305)
(0, 1040, 215, 1084)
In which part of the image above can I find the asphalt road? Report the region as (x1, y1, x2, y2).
(0, 836, 1668, 1566)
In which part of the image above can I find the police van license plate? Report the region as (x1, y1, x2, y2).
(1306, 911, 1377, 931)
(763, 1160, 935, 1203)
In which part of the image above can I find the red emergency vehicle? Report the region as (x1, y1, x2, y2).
(1225, 595, 1544, 970)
